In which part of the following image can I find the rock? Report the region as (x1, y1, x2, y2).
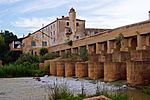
(83, 95, 110, 100)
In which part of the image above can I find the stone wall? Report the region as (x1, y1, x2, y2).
(131, 50, 150, 61)
(50, 60, 57, 75)
(65, 62, 75, 77)
(127, 61, 150, 86)
(88, 62, 104, 79)
(104, 62, 126, 82)
(75, 62, 88, 78)
(56, 61, 65, 76)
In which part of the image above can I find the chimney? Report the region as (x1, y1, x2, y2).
(149, 11, 150, 20)
(62, 16, 64, 18)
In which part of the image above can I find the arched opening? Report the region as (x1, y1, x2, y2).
(130, 37, 137, 50)
(103, 42, 107, 53)
(115, 41, 121, 51)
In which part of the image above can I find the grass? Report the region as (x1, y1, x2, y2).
(48, 82, 128, 100)
(142, 87, 150, 95)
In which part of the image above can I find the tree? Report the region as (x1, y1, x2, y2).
(0, 30, 18, 64)
(40, 48, 48, 56)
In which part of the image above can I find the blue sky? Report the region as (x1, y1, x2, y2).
(0, 0, 150, 38)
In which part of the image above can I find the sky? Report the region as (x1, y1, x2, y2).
(0, 0, 150, 38)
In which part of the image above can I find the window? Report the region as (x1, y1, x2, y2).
(53, 31, 55, 35)
(31, 41, 36, 46)
(42, 41, 47, 46)
(66, 22, 69, 26)
(53, 24, 55, 28)
(42, 33, 44, 38)
(51, 32, 52, 36)
(76, 22, 79, 26)
(53, 38, 55, 42)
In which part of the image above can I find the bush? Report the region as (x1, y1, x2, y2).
(0, 62, 44, 78)
(15, 53, 39, 64)
(61, 52, 80, 61)
(40, 48, 48, 56)
(39, 52, 59, 63)
(80, 47, 88, 61)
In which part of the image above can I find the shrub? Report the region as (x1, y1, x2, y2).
(40, 48, 48, 56)
(39, 52, 59, 63)
(80, 47, 88, 61)
(15, 53, 39, 64)
(61, 52, 80, 61)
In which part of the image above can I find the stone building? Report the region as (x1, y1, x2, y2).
(10, 8, 108, 55)
(10, 8, 150, 86)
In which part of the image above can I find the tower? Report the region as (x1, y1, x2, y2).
(69, 7, 76, 40)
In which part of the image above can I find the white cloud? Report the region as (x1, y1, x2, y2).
(22, 0, 71, 13)
(13, 17, 56, 32)
(77, 0, 150, 29)
(0, 0, 21, 4)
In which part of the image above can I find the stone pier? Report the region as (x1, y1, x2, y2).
(65, 62, 75, 77)
(88, 62, 104, 79)
(75, 62, 88, 78)
(56, 61, 65, 76)
(104, 62, 126, 82)
(127, 61, 150, 86)
(49, 60, 57, 75)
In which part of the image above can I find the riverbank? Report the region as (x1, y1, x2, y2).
(0, 77, 150, 100)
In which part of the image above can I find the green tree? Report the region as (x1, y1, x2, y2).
(80, 47, 88, 61)
(0, 30, 18, 64)
(39, 48, 48, 56)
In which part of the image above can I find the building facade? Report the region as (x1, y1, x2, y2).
(10, 8, 150, 55)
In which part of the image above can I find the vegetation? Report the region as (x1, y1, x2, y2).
(115, 33, 124, 45)
(61, 52, 80, 61)
(40, 48, 48, 56)
(0, 30, 19, 64)
(142, 87, 150, 95)
(48, 82, 128, 100)
(39, 52, 59, 63)
(0, 53, 46, 78)
(80, 47, 88, 61)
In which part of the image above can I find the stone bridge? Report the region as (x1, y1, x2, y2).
(39, 20, 150, 86)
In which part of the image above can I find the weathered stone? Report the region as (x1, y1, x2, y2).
(50, 60, 57, 75)
(39, 63, 44, 70)
(112, 51, 130, 62)
(56, 61, 65, 76)
(98, 53, 112, 62)
(127, 61, 150, 86)
(65, 61, 75, 77)
(131, 50, 150, 61)
(83, 95, 110, 100)
(104, 62, 126, 82)
(75, 62, 88, 78)
(88, 54, 100, 62)
(88, 62, 104, 79)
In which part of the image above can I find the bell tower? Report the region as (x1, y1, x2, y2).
(69, 7, 76, 40)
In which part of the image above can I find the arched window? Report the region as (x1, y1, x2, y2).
(66, 22, 69, 26)
(31, 41, 36, 46)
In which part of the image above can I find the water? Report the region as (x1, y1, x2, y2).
(0, 77, 149, 100)
(38, 76, 150, 100)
